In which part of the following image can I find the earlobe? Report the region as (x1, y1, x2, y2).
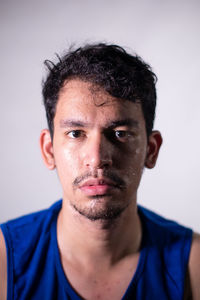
(145, 131, 162, 169)
(39, 129, 55, 170)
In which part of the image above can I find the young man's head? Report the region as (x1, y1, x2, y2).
(40, 43, 162, 221)
(42, 43, 157, 140)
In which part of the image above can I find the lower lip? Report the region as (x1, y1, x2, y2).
(80, 185, 115, 196)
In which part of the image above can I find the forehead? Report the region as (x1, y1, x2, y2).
(54, 79, 145, 126)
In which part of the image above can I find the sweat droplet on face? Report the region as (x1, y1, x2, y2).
(135, 148, 140, 155)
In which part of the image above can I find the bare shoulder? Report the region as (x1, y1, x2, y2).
(0, 228, 7, 300)
(188, 232, 200, 300)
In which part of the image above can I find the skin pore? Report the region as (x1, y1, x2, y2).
(40, 79, 162, 299)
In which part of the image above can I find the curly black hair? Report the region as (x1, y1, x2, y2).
(42, 43, 157, 138)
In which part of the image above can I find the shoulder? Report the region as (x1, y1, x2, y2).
(2, 200, 62, 238)
(139, 205, 193, 297)
(138, 205, 192, 242)
(0, 228, 7, 300)
(138, 205, 193, 260)
(188, 232, 200, 299)
(0, 200, 62, 300)
(1, 200, 61, 258)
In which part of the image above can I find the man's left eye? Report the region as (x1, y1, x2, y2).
(115, 130, 129, 139)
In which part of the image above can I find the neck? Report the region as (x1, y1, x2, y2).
(57, 197, 142, 268)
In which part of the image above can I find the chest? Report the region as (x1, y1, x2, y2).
(61, 254, 140, 300)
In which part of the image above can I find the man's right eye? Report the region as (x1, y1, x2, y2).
(67, 130, 84, 138)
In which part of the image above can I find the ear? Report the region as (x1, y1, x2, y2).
(40, 129, 55, 170)
(145, 130, 162, 169)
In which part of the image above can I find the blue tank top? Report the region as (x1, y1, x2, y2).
(1, 200, 192, 300)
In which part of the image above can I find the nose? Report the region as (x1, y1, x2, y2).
(81, 132, 112, 169)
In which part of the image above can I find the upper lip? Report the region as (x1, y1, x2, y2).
(80, 178, 117, 188)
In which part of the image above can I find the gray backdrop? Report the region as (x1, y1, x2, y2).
(1, 0, 200, 232)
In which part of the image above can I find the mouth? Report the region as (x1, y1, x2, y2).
(79, 178, 120, 196)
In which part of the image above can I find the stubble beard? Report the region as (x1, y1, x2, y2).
(71, 195, 129, 221)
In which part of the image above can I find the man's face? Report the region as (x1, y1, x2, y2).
(52, 79, 148, 220)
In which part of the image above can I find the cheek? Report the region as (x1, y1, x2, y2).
(119, 143, 147, 184)
(54, 147, 80, 184)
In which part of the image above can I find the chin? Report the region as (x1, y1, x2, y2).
(71, 198, 129, 221)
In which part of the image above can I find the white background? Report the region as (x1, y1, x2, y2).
(0, 0, 199, 232)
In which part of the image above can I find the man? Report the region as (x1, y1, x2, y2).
(0, 43, 199, 300)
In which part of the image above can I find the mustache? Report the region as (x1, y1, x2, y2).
(73, 171, 126, 189)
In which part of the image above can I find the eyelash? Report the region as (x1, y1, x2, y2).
(67, 130, 85, 138)
(66, 130, 134, 141)
(114, 130, 131, 138)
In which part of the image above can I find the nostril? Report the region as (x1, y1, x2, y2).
(85, 157, 112, 169)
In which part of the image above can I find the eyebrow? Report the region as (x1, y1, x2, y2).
(60, 120, 91, 128)
(59, 118, 139, 129)
(108, 119, 139, 129)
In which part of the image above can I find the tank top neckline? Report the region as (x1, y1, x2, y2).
(51, 206, 148, 299)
